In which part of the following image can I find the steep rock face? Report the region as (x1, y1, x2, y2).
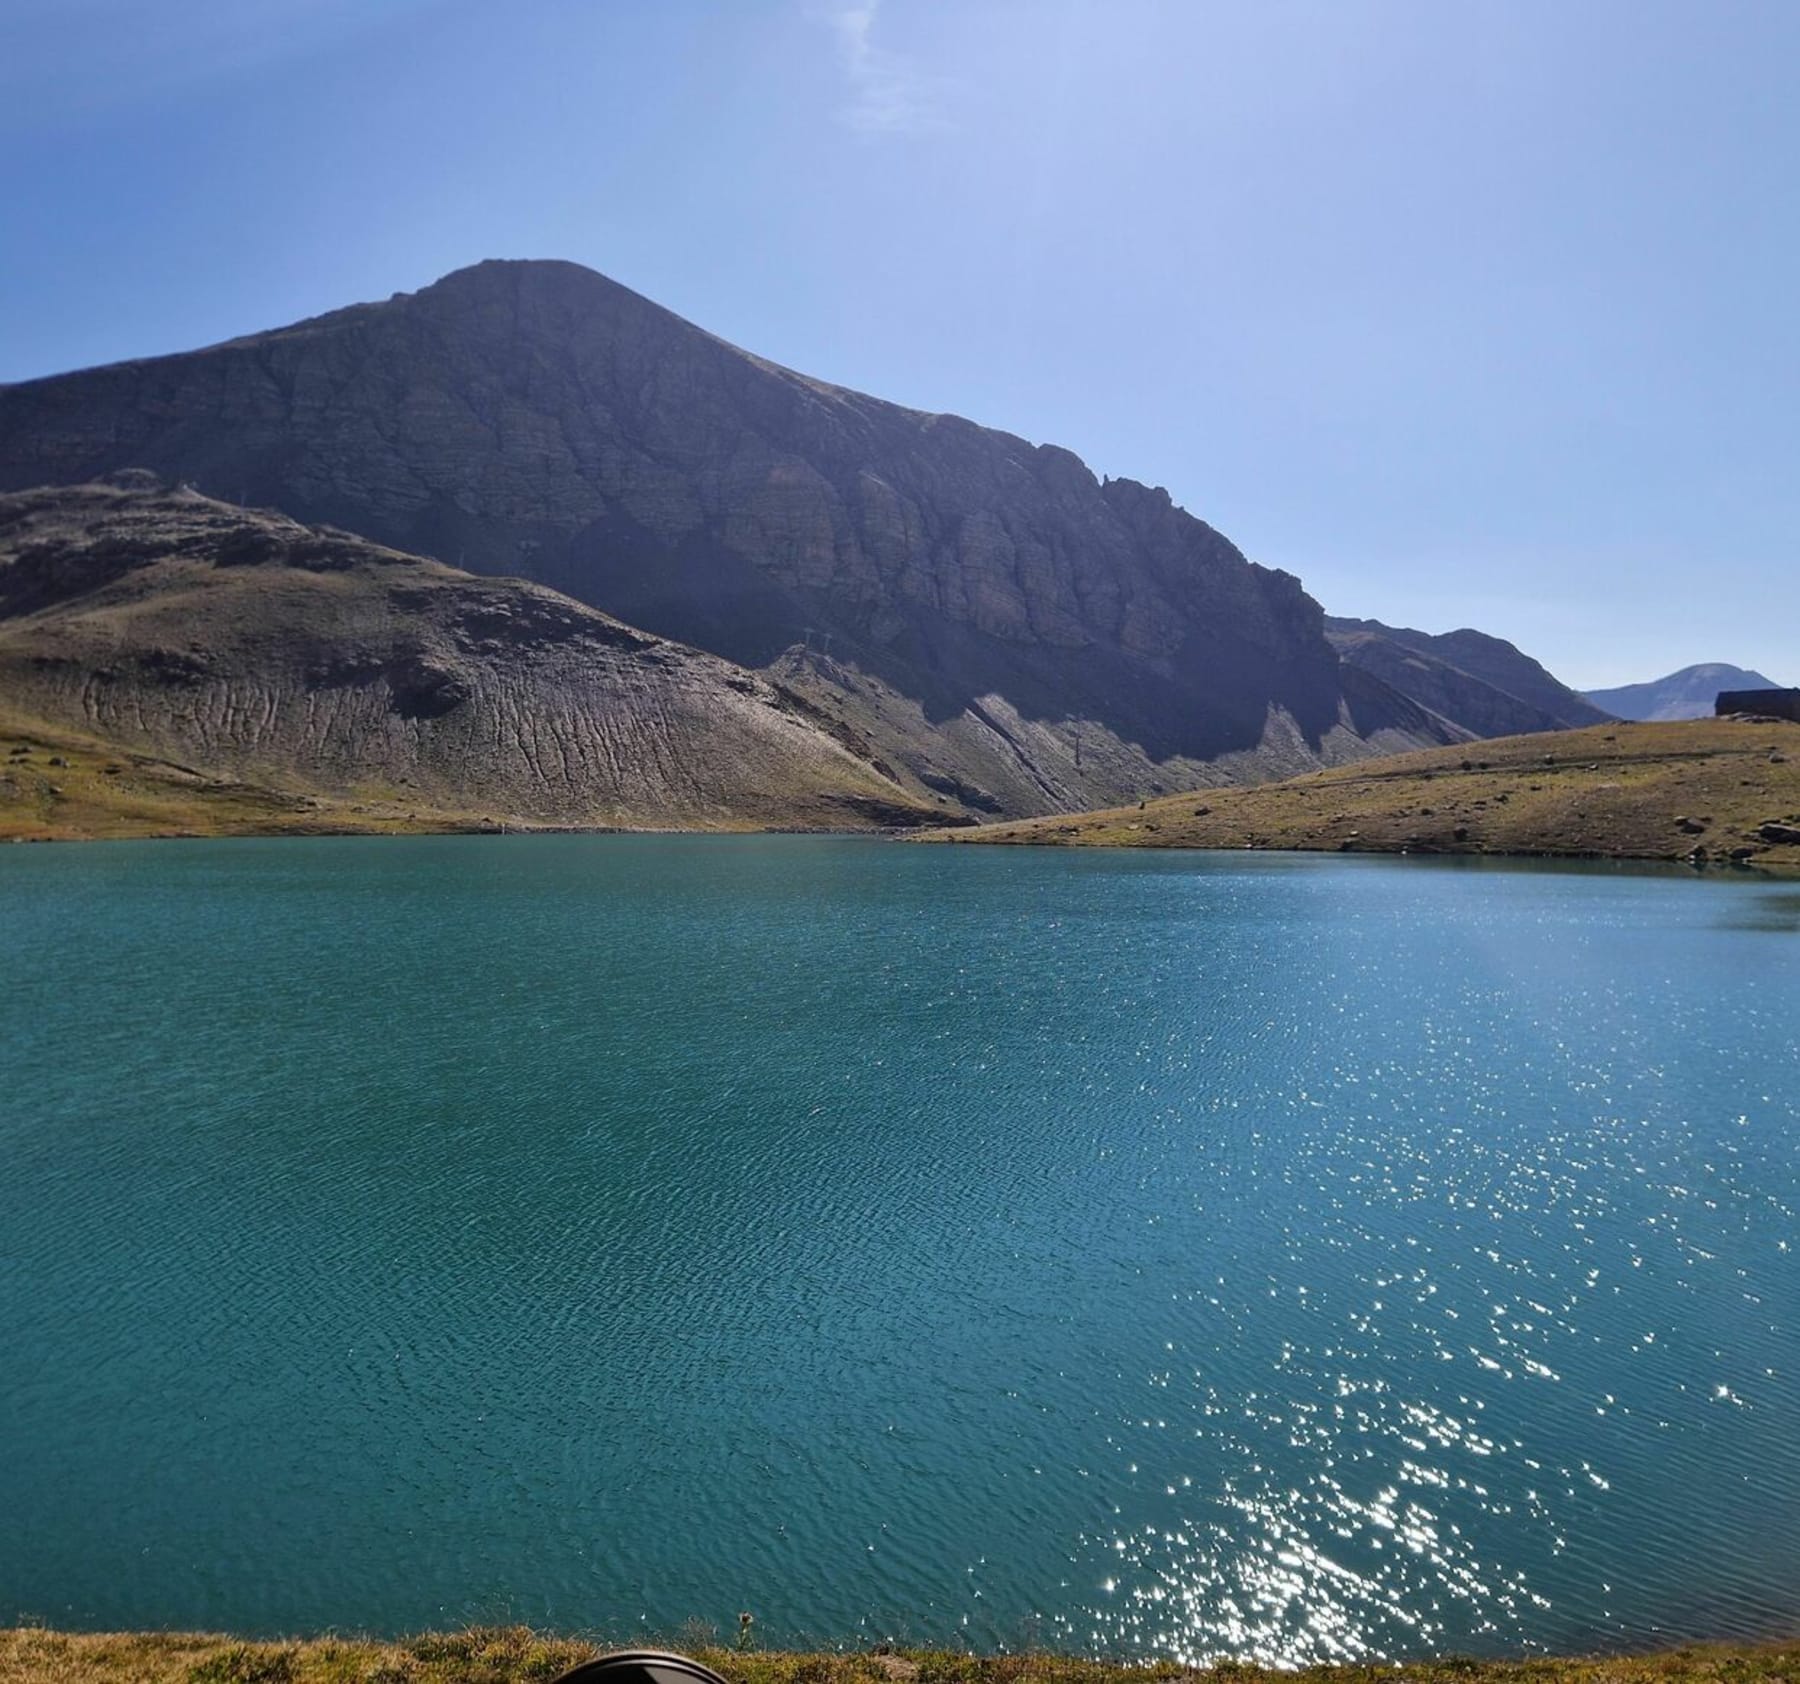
(0, 261, 1458, 812)
(0, 481, 939, 830)
(1325, 617, 1610, 739)
(1585, 663, 1782, 722)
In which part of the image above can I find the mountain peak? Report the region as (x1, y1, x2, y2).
(416, 256, 658, 308)
(0, 266, 1464, 817)
(1583, 663, 1783, 722)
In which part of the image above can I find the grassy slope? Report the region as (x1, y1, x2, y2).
(927, 718, 1800, 872)
(3, 1629, 1798, 1684)
(0, 701, 873, 843)
(0, 483, 949, 839)
(0, 703, 497, 842)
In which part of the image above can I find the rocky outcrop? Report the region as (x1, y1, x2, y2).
(0, 261, 1459, 815)
(0, 481, 941, 830)
(1325, 617, 1609, 739)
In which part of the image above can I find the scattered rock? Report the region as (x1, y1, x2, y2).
(1758, 821, 1800, 844)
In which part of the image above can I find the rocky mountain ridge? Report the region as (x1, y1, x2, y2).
(0, 260, 1461, 816)
(1325, 617, 1611, 738)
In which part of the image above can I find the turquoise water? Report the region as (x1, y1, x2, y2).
(2, 838, 1797, 1664)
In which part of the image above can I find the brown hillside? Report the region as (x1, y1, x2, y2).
(928, 717, 1800, 872)
(0, 480, 942, 840)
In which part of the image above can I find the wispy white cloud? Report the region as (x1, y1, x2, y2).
(822, 1, 951, 136)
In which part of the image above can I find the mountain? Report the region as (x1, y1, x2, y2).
(0, 259, 1460, 819)
(1584, 663, 1782, 722)
(0, 478, 944, 836)
(1325, 617, 1612, 737)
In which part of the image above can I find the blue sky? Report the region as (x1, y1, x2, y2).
(1, 0, 1794, 689)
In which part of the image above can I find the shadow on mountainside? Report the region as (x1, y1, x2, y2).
(379, 503, 1354, 764)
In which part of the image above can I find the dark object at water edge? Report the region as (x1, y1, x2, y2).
(1717, 688, 1800, 723)
(554, 1652, 732, 1684)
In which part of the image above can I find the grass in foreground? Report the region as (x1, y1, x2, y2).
(927, 717, 1800, 873)
(2, 1629, 1798, 1684)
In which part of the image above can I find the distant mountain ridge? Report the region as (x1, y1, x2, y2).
(1325, 617, 1611, 738)
(0, 258, 1462, 818)
(1584, 663, 1783, 722)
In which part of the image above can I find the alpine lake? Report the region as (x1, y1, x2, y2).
(3, 836, 1796, 1666)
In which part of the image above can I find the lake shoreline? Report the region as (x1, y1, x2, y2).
(4, 816, 1795, 879)
(6, 717, 1795, 873)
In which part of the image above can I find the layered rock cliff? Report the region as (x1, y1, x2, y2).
(0, 261, 1460, 814)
